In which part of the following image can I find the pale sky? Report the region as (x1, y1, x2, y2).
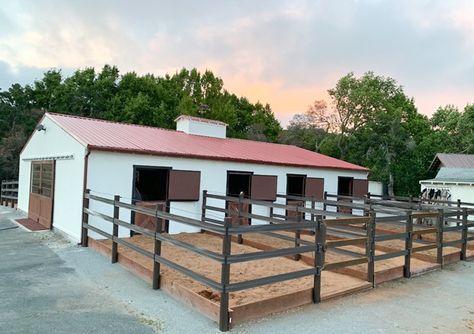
(0, 0, 473, 125)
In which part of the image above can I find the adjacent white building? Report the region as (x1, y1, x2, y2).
(420, 153, 474, 205)
(18, 113, 369, 242)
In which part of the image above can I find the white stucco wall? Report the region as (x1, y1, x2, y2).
(18, 115, 86, 241)
(176, 118, 227, 138)
(369, 181, 383, 196)
(420, 182, 474, 204)
(420, 181, 474, 230)
(86, 150, 368, 237)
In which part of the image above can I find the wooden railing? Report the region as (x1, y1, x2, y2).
(1, 180, 18, 208)
(82, 190, 330, 331)
(82, 189, 474, 331)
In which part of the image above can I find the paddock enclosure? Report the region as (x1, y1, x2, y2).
(82, 190, 474, 331)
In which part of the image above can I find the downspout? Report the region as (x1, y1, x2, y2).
(80, 147, 91, 245)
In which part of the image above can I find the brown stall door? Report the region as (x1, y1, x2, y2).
(305, 177, 324, 199)
(28, 161, 55, 229)
(250, 175, 277, 201)
(353, 179, 369, 197)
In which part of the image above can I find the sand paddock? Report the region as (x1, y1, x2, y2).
(96, 233, 371, 307)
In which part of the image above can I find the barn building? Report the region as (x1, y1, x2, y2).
(420, 153, 474, 204)
(18, 113, 368, 242)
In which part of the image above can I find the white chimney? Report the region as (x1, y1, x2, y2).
(175, 115, 227, 139)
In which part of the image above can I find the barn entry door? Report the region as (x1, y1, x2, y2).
(337, 176, 354, 214)
(286, 174, 307, 220)
(226, 172, 252, 226)
(132, 166, 201, 233)
(28, 161, 55, 229)
(132, 166, 170, 233)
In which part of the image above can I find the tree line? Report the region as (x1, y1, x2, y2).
(0, 66, 471, 196)
(280, 72, 474, 196)
(0, 65, 281, 180)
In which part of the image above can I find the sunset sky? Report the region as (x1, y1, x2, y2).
(0, 0, 473, 125)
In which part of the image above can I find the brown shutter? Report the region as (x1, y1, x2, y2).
(352, 179, 369, 197)
(168, 170, 201, 201)
(305, 177, 324, 199)
(250, 175, 277, 201)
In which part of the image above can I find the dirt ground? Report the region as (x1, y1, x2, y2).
(242, 231, 438, 277)
(374, 222, 474, 259)
(99, 233, 370, 307)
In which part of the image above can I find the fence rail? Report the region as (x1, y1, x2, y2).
(82, 189, 474, 331)
(82, 190, 330, 331)
(367, 192, 474, 207)
(1, 180, 18, 208)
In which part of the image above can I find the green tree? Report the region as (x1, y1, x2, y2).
(0, 65, 282, 179)
(289, 72, 433, 196)
(279, 100, 330, 151)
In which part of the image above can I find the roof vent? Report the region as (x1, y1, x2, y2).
(175, 115, 227, 139)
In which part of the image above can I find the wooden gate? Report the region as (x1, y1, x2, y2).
(287, 200, 305, 220)
(134, 201, 167, 232)
(227, 201, 250, 226)
(28, 161, 55, 228)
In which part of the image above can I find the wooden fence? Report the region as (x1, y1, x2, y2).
(82, 190, 339, 331)
(1, 180, 18, 208)
(82, 189, 474, 331)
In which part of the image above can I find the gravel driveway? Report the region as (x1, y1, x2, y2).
(0, 207, 473, 333)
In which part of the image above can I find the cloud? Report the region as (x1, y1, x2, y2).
(0, 60, 46, 90)
(0, 1, 141, 70)
(0, 0, 472, 122)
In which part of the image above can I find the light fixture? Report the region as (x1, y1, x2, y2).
(36, 124, 46, 132)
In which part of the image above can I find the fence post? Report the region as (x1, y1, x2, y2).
(10, 182, 14, 208)
(219, 219, 232, 331)
(294, 206, 301, 261)
(436, 209, 444, 266)
(111, 195, 120, 263)
(367, 209, 376, 286)
(365, 193, 371, 217)
(457, 199, 461, 227)
(200, 190, 207, 233)
(461, 207, 468, 261)
(0, 180, 3, 206)
(404, 211, 413, 278)
(81, 189, 90, 247)
(152, 208, 163, 290)
(313, 220, 326, 303)
(201, 190, 207, 223)
(312, 196, 322, 231)
(323, 191, 327, 219)
(237, 191, 244, 244)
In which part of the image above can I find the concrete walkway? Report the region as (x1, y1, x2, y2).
(0, 207, 473, 333)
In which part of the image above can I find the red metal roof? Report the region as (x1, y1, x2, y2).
(46, 112, 368, 171)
